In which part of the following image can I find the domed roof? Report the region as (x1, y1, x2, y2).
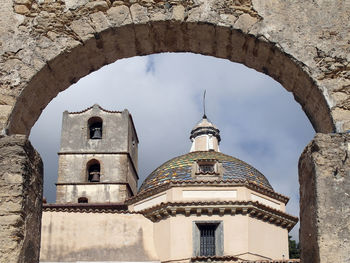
(192, 117, 218, 130)
(139, 151, 273, 193)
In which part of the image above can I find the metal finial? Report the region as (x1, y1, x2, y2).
(203, 90, 207, 119)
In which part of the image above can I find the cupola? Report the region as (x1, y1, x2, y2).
(190, 115, 221, 152)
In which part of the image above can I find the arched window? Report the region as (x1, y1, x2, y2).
(87, 159, 101, 182)
(88, 117, 103, 139)
(78, 197, 88, 203)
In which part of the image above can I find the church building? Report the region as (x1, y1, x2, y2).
(40, 104, 298, 262)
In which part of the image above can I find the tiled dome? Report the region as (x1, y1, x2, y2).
(139, 151, 273, 193)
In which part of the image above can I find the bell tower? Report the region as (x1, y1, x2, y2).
(56, 104, 139, 204)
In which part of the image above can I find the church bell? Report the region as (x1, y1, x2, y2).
(89, 171, 100, 182)
(91, 127, 102, 139)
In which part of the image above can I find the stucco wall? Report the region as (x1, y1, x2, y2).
(132, 186, 291, 261)
(248, 216, 289, 260)
(153, 214, 288, 261)
(40, 211, 158, 262)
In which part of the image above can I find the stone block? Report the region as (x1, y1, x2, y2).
(64, 0, 89, 10)
(171, 5, 185, 21)
(0, 135, 43, 263)
(85, 1, 109, 12)
(90, 11, 111, 33)
(69, 18, 95, 42)
(234, 14, 258, 33)
(106, 5, 133, 26)
(14, 5, 30, 15)
(130, 3, 149, 24)
(299, 133, 350, 263)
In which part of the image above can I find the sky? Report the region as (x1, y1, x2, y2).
(29, 52, 315, 240)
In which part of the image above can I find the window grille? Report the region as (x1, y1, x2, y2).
(199, 164, 215, 173)
(199, 224, 216, 256)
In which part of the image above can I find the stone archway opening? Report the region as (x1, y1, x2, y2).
(30, 52, 314, 225)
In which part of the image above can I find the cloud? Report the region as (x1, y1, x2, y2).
(29, 53, 314, 241)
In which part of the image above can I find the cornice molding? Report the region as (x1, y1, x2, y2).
(139, 200, 298, 231)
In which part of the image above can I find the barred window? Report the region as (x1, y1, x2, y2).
(199, 224, 217, 256)
(193, 221, 223, 257)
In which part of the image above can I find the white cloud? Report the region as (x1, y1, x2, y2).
(29, 53, 314, 241)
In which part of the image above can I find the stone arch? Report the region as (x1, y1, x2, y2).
(4, 22, 335, 135)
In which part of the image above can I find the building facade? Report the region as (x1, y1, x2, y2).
(40, 105, 298, 263)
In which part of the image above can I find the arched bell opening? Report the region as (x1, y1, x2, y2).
(88, 117, 103, 139)
(86, 159, 101, 182)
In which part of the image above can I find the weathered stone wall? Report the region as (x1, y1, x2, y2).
(299, 133, 350, 263)
(0, 0, 350, 135)
(0, 135, 43, 263)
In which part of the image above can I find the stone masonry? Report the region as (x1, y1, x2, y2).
(299, 133, 350, 263)
(0, 0, 349, 262)
(0, 135, 43, 263)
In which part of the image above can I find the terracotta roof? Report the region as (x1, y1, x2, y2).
(191, 256, 300, 262)
(42, 203, 139, 214)
(139, 151, 273, 193)
(191, 255, 239, 262)
(238, 261, 299, 263)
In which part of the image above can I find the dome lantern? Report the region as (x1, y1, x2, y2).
(190, 116, 221, 152)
